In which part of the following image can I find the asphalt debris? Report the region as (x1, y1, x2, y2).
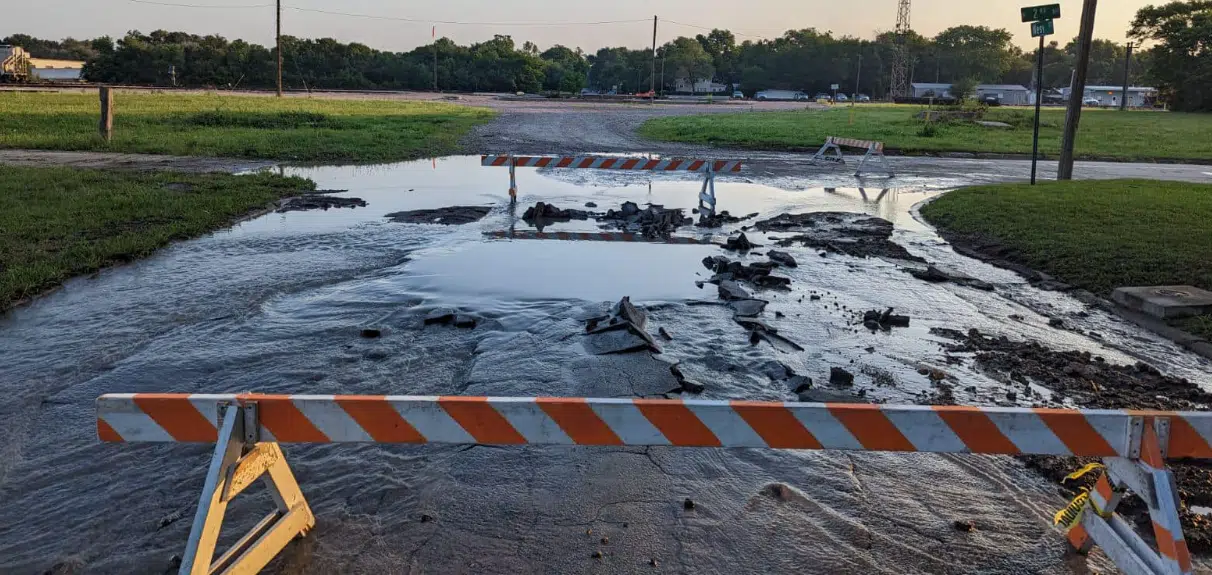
(277, 194, 367, 213)
(521, 201, 590, 226)
(829, 367, 855, 387)
(424, 308, 479, 329)
(696, 210, 759, 229)
(862, 308, 911, 331)
(767, 250, 798, 268)
(599, 202, 692, 239)
(386, 206, 492, 225)
(906, 265, 994, 291)
(584, 297, 661, 355)
(755, 212, 925, 262)
(359, 328, 381, 339)
(723, 232, 758, 252)
(670, 363, 705, 394)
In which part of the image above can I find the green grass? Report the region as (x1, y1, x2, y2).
(0, 92, 495, 163)
(920, 179, 1212, 339)
(638, 105, 1212, 162)
(0, 165, 315, 310)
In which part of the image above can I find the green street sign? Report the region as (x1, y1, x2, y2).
(1022, 4, 1061, 22)
(1031, 19, 1055, 38)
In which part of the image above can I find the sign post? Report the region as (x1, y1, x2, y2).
(1023, 4, 1060, 185)
(830, 83, 839, 103)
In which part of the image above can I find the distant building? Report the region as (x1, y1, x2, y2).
(911, 82, 1032, 105)
(674, 78, 727, 94)
(974, 84, 1031, 106)
(1062, 86, 1156, 108)
(29, 58, 85, 81)
(911, 83, 953, 99)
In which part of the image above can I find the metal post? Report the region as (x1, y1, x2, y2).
(433, 28, 439, 92)
(1058, 0, 1098, 180)
(508, 154, 517, 204)
(1031, 34, 1045, 185)
(1120, 42, 1134, 111)
(275, 0, 282, 97)
(651, 16, 658, 102)
(99, 86, 113, 142)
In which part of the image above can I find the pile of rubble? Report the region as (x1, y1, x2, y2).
(598, 202, 693, 239)
(521, 201, 590, 222)
(753, 212, 924, 262)
(278, 193, 367, 213)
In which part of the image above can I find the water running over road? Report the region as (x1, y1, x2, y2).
(1, 155, 1207, 573)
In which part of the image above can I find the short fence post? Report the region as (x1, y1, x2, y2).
(99, 86, 114, 142)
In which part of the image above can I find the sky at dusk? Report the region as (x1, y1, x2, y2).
(9, 0, 1153, 51)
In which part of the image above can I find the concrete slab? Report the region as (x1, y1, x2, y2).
(1112, 285, 1212, 319)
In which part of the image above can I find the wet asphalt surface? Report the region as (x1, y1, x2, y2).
(3, 96, 1212, 573)
(3, 152, 1212, 574)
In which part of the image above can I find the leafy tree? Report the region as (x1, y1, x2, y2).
(663, 37, 713, 93)
(933, 26, 1015, 83)
(1131, 0, 1212, 111)
(951, 77, 978, 102)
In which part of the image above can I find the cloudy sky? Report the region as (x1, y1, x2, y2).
(11, 0, 1150, 51)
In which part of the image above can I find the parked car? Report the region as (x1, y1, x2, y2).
(754, 90, 809, 101)
(980, 94, 1002, 106)
(834, 93, 849, 102)
(855, 94, 872, 102)
(731, 90, 745, 99)
(1083, 97, 1101, 107)
(813, 93, 833, 102)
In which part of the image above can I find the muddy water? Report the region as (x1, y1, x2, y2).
(2, 155, 1209, 574)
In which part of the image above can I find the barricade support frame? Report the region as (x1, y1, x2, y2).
(811, 137, 895, 178)
(179, 402, 314, 575)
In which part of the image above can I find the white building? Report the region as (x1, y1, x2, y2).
(674, 78, 727, 94)
(912, 82, 1032, 105)
(1062, 86, 1156, 108)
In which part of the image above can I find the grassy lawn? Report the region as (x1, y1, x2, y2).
(0, 166, 314, 311)
(920, 179, 1212, 339)
(0, 92, 494, 163)
(639, 105, 1212, 162)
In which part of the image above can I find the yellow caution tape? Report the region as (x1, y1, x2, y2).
(1054, 489, 1091, 528)
(1063, 462, 1105, 484)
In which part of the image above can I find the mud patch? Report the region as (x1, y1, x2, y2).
(929, 230, 1072, 291)
(932, 327, 1212, 552)
(277, 194, 367, 213)
(385, 206, 492, 225)
(754, 212, 925, 262)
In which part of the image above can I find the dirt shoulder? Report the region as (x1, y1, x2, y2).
(0, 149, 272, 173)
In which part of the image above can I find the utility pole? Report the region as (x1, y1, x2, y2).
(1031, 33, 1046, 184)
(275, 0, 282, 97)
(1120, 41, 1134, 111)
(1058, 0, 1097, 180)
(651, 15, 658, 102)
(433, 27, 438, 92)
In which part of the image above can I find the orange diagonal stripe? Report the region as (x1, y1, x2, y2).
(826, 404, 915, 451)
(245, 394, 330, 442)
(1176, 539, 1192, 572)
(537, 398, 622, 445)
(635, 400, 721, 446)
(1094, 475, 1114, 502)
(620, 158, 640, 170)
(97, 418, 123, 442)
(1154, 521, 1178, 559)
(133, 394, 217, 442)
(1034, 408, 1117, 457)
(439, 397, 527, 444)
(731, 401, 822, 449)
(1140, 420, 1166, 469)
(1066, 523, 1090, 549)
(1167, 416, 1212, 459)
(934, 406, 1020, 454)
(336, 396, 425, 443)
(687, 160, 705, 172)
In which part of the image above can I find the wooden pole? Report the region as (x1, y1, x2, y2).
(99, 86, 113, 142)
(1058, 0, 1098, 180)
(651, 16, 658, 102)
(275, 0, 283, 96)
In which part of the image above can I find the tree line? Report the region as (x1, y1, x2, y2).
(3, 1, 1208, 111)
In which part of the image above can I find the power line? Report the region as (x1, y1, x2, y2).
(284, 6, 648, 27)
(662, 19, 777, 39)
(128, 0, 272, 8)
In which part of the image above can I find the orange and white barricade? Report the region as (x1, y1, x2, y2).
(812, 136, 894, 178)
(480, 154, 744, 218)
(98, 394, 1210, 574)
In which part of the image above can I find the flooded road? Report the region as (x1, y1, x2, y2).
(1, 155, 1209, 574)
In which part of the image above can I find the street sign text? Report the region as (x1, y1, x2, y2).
(1022, 4, 1061, 22)
(1032, 19, 1055, 38)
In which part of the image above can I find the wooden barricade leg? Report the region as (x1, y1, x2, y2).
(508, 154, 518, 204)
(180, 403, 314, 575)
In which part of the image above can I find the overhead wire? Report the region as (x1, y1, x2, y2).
(284, 6, 649, 27)
(128, 0, 272, 7)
